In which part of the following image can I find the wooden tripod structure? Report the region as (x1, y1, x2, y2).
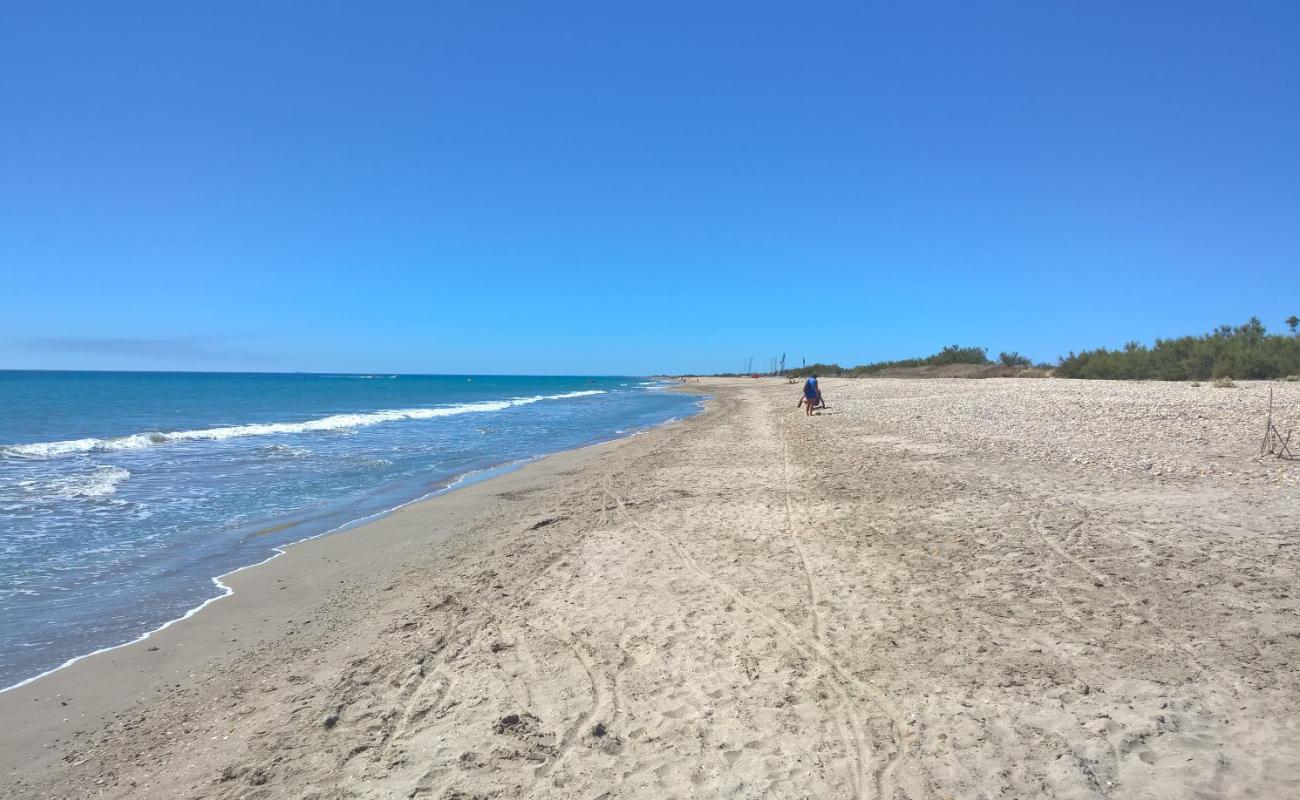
(1261, 387, 1296, 460)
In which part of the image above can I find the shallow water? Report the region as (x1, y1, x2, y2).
(0, 371, 701, 689)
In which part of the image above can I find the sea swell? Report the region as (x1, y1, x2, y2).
(1, 390, 606, 459)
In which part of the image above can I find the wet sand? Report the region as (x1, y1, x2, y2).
(3, 377, 1299, 799)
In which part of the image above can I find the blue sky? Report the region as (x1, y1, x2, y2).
(2, 2, 1297, 374)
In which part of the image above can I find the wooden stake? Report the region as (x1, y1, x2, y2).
(1262, 386, 1274, 456)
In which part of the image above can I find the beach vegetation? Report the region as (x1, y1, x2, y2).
(848, 345, 992, 376)
(784, 346, 991, 378)
(772, 316, 1300, 382)
(1055, 317, 1300, 381)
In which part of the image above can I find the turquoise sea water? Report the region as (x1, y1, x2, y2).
(0, 371, 701, 690)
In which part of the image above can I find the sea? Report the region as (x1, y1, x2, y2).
(0, 371, 702, 690)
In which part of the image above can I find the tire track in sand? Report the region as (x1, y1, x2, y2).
(1029, 514, 1208, 676)
(527, 620, 607, 780)
(777, 410, 914, 800)
(604, 476, 906, 800)
(778, 414, 825, 643)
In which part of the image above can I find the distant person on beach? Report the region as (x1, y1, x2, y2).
(801, 375, 820, 416)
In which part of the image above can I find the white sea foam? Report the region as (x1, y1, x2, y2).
(1, 391, 607, 459)
(60, 466, 132, 498)
(0, 457, 537, 695)
(18, 466, 132, 500)
(0, 401, 705, 695)
(256, 444, 312, 458)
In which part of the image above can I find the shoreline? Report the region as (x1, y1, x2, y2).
(0, 390, 714, 790)
(1, 389, 706, 696)
(6, 377, 1297, 799)
(0, 458, 529, 696)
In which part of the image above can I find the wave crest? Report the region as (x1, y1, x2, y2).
(2, 391, 606, 459)
(18, 465, 133, 500)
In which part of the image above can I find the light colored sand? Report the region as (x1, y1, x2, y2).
(3, 377, 1299, 799)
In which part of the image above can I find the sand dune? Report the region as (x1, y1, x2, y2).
(4, 377, 1299, 799)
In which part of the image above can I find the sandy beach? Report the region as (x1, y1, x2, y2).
(3, 377, 1299, 799)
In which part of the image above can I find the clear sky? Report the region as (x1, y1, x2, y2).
(2, 2, 1297, 375)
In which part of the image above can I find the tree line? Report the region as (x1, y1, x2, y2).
(1055, 316, 1300, 380)
(779, 316, 1300, 380)
(784, 345, 1039, 377)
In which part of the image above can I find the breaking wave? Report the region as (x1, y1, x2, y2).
(2, 391, 606, 459)
(17, 466, 132, 500)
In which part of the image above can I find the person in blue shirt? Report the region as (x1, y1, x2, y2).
(801, 375, 821, 415)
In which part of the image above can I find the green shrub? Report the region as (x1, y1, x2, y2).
(784, 362, 848, 378)
(1056, 317, 1300, 381)
(848, 345, 991, 376)
(784, 346, 992, 378)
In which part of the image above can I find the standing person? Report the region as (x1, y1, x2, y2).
(801, 374, 819, 416)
